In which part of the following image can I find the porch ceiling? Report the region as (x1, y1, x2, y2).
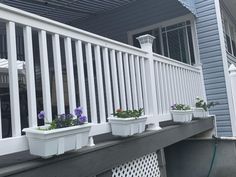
(222, 0, 236, 22)
(0, 0, 137, 24)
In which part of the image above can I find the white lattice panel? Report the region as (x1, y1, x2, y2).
(112, 152, 161, 177)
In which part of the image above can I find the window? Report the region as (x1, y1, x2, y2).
(131, 20, 195, 65)
(224, 17, 236, 57)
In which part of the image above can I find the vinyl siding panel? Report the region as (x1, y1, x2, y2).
(195, 0, 232, 136)
(71, 0, 190, 43)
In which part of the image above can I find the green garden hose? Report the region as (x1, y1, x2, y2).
(206, 136, 218, 177)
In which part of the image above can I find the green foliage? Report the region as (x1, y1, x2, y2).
(195, 97, 218, 111)
(171, 104, 191, 110)
(112, 108, 144, 118)
(49, 114, 74, 129)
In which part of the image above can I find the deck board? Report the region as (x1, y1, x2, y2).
(0, 117, 214, 177)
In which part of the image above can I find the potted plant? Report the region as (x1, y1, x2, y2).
(108, 108, 147, 137)
(193, 97, 218, 118)
(170, 104, 193, 123)
(23, 107, 92, 158)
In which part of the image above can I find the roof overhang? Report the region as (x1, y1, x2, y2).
(0, 0, 197, 25)
(221, 0, 236, 23)
(178, 0, 197, 16)
(0, 0, 137, 24)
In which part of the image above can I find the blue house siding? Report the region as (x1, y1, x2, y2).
(71, 0, 191, 43)
(195, 0, 232, 136)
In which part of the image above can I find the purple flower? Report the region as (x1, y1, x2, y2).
(74, 107, 83, 116)
(38, 111, 45, 120)
(66, 113, 74, 119)
(79, 115, 87, 123)
(171, 104, 177, 110)
(59, 114, 66, 120)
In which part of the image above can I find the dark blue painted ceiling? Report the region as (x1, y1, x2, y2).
(0, 0, 137, 23)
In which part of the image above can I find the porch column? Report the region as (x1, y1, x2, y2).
(137, 34, 161, 130)
(229, 64, 236, 134)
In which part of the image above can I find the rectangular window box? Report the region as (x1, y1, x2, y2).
(193, 108, 209, 118)
(108, 116, 147, 137)
(23, 123, 92, 158)
(170, 110, 193, 123)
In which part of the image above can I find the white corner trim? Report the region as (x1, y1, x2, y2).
(215, 0, 236, 136)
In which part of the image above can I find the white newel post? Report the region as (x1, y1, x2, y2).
(137, 34, 161, 130)
(229, 64, 236, 135)
(195, 63, 207, 102)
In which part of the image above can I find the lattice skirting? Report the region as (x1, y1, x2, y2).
(112, 152, 161, 177)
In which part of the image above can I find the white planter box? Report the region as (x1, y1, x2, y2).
(193, 108, 209, 118)
(170, 110, 193, 123)
(108, 116, 147, 137)
(23, 123, 92, 158)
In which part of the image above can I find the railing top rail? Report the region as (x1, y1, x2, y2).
(0, 3, 147, 57)
(153, 53, 201, 73)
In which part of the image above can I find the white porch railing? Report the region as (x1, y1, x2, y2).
(0, 3, 206, 156)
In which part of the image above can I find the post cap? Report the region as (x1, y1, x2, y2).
(229, 64, 236, 73)
(136, 34, 155, 45)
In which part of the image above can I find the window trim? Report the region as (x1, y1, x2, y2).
(222, 10, 236, 57)
(127, 14, 200, 65)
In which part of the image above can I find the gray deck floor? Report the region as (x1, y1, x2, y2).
(0, 117, 214, 177)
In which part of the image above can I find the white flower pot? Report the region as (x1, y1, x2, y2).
(23, 123, 92, 158)
(108, 116, 147, 137)
(170, 110, 193, 123)
(193, 108, 209, 118)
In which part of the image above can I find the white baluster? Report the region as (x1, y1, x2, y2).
(6, 22, 21, 136)
(94, 45, 106, 122)
(23, 26, 37, 127)
(155, 61, 162, 114)
(140, 57, 149, 114)
(65, 37, 76, 114)
(169, 65, 176, 105)
(124, 53, 132, 110)
(110, 49, 120, 110)
(102, 47, 113, 115)
(38, 30, 52, 122)
(159, 62, 166, 113)
(117, 51, 127, 110)
(85, 43, 97, 123)
(130, 55, 138, 110)
(165, 64, 171, 110)
(75, 40, 87, 116)
(135, 56, 143, 109)
(176, 67, 184, 104)
(52, 34, 65, 114)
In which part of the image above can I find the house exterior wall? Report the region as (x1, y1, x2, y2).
(195, 0, 233, 136)
(71, 0, 191, 44)
(165, 139, 236, 177)
(165, 140, 236, 177)
(71, 0, 234, 136)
